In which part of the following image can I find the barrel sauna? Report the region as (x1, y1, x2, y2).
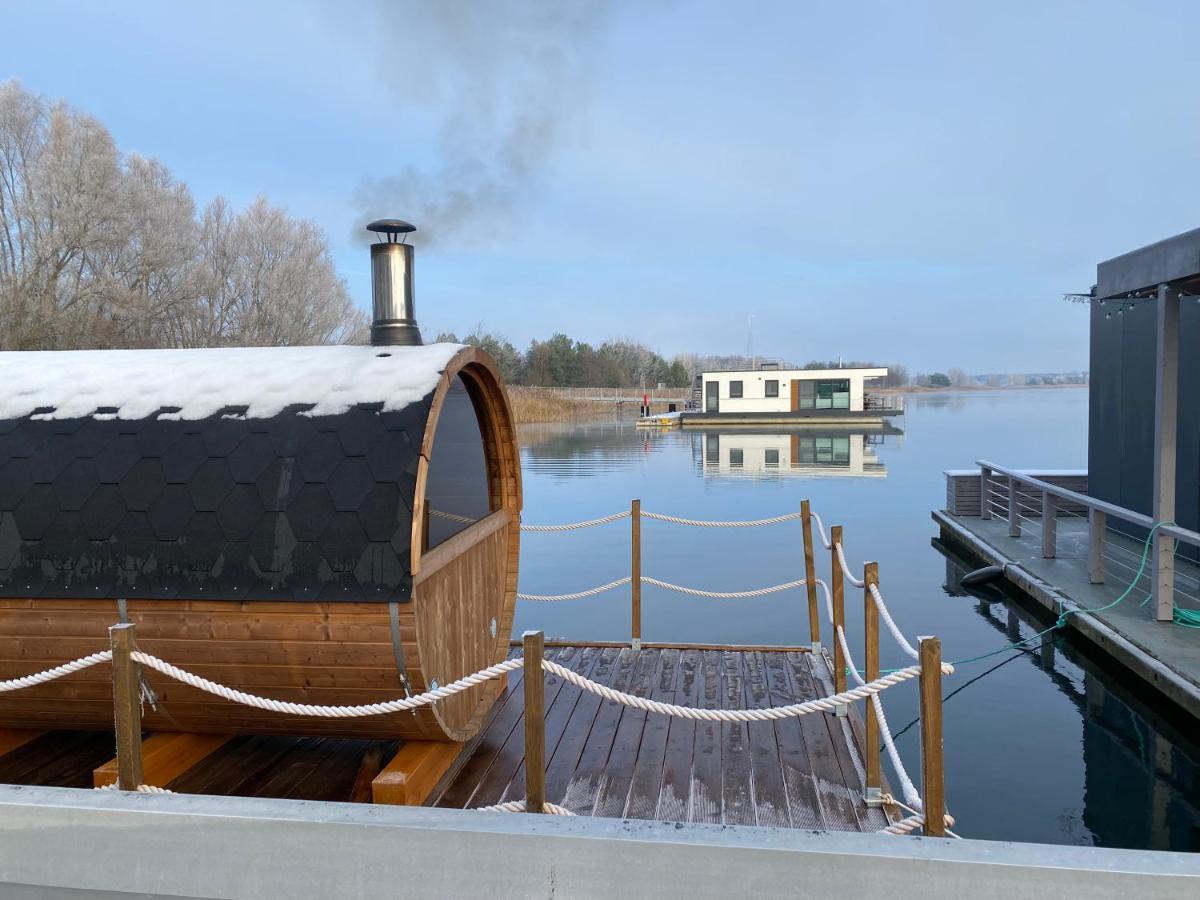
(0, 227, 522, 742)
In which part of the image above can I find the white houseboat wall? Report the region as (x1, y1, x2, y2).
(683, 366, 899, 425)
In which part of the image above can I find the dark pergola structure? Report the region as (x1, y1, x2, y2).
(1093, 227, 1200, 621)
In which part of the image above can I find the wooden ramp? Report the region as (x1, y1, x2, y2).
(432, 644, 891, 832)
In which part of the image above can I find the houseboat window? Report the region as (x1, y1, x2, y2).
(765, 379, 779, 398)
(424, 374, 496, 549)
(798, 379, 850, 410)
(764, 448, 780, 468)
(729, 381, 743, 399)
(730, 448, 744, 468)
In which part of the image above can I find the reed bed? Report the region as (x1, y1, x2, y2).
(505, 387, 615, 423)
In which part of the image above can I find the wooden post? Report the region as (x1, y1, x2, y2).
(1042, 492, 1057, 559)
(109, 623, 143, 791)
(1007, 477, 1021, 537)
(522, 630, 546, 814)
(1088, 508, 1106, 584)
(979, 466, 993, 520)
(631, 498, 642, 650)
(800, 499, 820, 649)
(1152, 283, 1180, 622)
(830, 525, 846, 717)
(863, 562, 881, 805)
(918, 636, 945, 837)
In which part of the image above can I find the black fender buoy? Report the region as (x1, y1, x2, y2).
(961, 565, 1004, 588)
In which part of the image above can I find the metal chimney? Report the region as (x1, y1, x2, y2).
(366, 219, 423, 346)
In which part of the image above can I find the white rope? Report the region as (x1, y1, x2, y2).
(475, 800, 577, 816)
(809, 509, 833, 549)
(520, 510, 631, 532)
(834, 625, 922, 810)
(880, 795, 959, 837)
(517, 578, 631, 602)
(130, 652, 523, 718)
(834, 542, 866, 588)
(869, 583, 920, 660)
(642, 577, 808, 599)
(541, 658, 930, 721)
(0, 651, 113, 692)
(97, 783, 173, 794)
(641, 510, 803, 528)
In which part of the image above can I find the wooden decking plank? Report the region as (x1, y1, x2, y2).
(431, 663, 526, 807)
(592, 649, 658, 818)
(559, 646, 638, 814)
(763, 651, 825, 830)
(807, 653, 887, 830)
(0, 731, 115, 787)
(622, 648, 680, 819)
(167, 734, 287, 796)
(543, 646, 621, 808)
(505, 645, 604, 803)
(656, 648, 700, 822)
(743, 650, 790, 828)
(719, 650, 755, 825)
(687, 649, 723, 824)
(783, 650, 864, 831)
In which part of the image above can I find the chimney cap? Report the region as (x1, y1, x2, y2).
(367, 219, 417, 243)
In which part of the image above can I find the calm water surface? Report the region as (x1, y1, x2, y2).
(511, 388, 1199, 850)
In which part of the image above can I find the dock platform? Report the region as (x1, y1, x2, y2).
(0, 643, 891, 833)
(935, 509, 1200, 720)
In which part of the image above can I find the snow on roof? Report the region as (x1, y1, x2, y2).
(0, 343, 465, 421)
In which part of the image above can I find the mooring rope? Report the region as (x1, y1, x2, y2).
(809, 509, 833, 550)
(130, 652, 524, 718)
(517, 578, 631, 602)
(869, 583, 920, 660)
(96, 783, 173, 794)
(520, 510, 631, 532)
(642, 577, 809, 599)
(834, 542, 866, 588)
(641, 510, 804, 528)
(0, 651, 113, 692)
(474, 800, 577, 816)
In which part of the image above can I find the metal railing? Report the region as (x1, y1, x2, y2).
(864, 393, 905, 413)
(976, 459, 1200, 620)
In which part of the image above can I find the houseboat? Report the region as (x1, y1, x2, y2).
(697, 430, 890, 478)
(682, 365, 902, 426)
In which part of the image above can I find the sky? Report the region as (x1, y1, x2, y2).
(6, 0, 1200, 373)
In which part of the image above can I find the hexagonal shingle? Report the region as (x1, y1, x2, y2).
(188, 459, 235, 512)
(216, 484, 264, 541)
(147, 484, 194, 541)
(96, 434, 141, 483)
(80, 484, 127, 540)
(319, 512, 369, 572)
(54, 459, 99, 511)
(0, 459, 33, 507)
(161, 434, 207, 483)
(14, 484, 59, 540)
(228, 433, 273, 483)
(249, 513, 296, 573)
(357, 483, 402, 541)
(296, 432, 343, 483)
(288, 483, 335, 541)
(120, 459, 167, 512)
(327, 457, 375, 512)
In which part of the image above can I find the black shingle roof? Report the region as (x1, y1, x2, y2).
(0, 399, 433, 603)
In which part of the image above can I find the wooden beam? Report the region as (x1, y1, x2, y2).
(523, 630, 546, 813)
(0, 729, 45, 758)
(109, 623, 143, 790)
(372, 741, 464, 806)
(94, 732, 232, 789)
(863, 562, 881, 805)
(918, 636, 946, 837)
(800, 499, 819, 648)
(830, 525, 846, 707)
(631, 499, 642, 649)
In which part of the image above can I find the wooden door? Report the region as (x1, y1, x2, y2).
(790, 380, 800, 412)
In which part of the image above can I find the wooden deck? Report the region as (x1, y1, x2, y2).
(0, 644, 891, 833)
(433, 645, 890, 831)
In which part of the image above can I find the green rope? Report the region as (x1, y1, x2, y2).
(852, 521, 1196, 677)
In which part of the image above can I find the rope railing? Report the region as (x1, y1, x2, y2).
(640, 510, 804, 528)
(519, 510, 631, 532)
(517, 577, 631, 602)
(835, 542, 866, 588)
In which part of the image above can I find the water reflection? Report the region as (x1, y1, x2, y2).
(938, 541, 1200, 851)
(694, 429, 895, 479)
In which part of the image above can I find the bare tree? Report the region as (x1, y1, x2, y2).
(0, 80, 364, 350)
(947, 367, 970, 387)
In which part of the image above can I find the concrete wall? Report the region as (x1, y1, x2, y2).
(0, 787, 1194, 899)
(701, 369, 886, 414)
(1088, 300, 1200, 543)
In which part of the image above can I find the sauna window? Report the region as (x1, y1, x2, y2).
(764, 380, 779, 398)
(764, 448, 780, 468)
(730, 448, 744, 468)
(424, 374, 496, 549)
(729, 381, 743, 399)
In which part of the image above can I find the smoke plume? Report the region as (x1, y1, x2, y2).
(353, 1, 611, 247)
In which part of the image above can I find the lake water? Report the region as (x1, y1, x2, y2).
(511, 388, 1199, 850)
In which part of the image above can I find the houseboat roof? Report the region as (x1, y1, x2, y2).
(700, 366, 888, 377)
(1096, 225, 1200, 299)
(0, 343, 464, 421)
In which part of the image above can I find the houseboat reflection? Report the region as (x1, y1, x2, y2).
(696, 429, 893, 478)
